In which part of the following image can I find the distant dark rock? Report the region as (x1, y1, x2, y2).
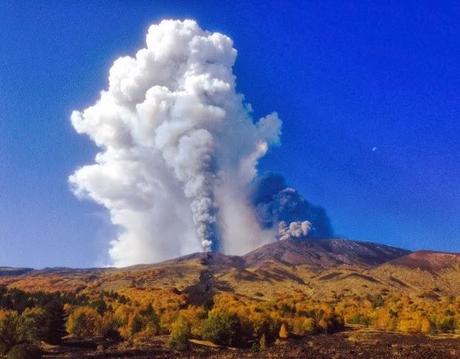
(0, 267, 33, 276)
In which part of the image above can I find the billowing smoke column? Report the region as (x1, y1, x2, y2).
(69, 20, 282, 266)
(250, 173, 334, 239)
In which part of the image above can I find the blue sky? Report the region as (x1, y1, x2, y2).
(0, 1, 459, 267)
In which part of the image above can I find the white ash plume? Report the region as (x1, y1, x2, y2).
(69, 19, 281, 266)
(278, 220, 312, 240)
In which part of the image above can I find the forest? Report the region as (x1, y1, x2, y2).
(0, 284, 459, 358)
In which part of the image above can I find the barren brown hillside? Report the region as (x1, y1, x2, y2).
(0, 238, 458, 300)
(1, 238, 460, 358)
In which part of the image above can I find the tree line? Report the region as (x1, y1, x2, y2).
(0, 284, 459, 357)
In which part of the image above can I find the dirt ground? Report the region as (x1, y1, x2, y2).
(43, 329, 460, 359)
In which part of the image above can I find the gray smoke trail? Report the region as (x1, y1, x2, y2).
(69, 20, 281, 266)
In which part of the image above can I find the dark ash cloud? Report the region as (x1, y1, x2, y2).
(249, 173, 334, 239)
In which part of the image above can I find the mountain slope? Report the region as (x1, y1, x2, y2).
(243, 238, 410, 268)
(382, 251, 460, 271)
(0, 238, 459, 300)
(369, 251, 460, 296)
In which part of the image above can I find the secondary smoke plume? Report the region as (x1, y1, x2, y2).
(278, 221, 311, 241)
(250, 173, 334, 239)
(69, 20, 281, 266)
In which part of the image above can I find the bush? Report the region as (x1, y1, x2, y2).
(0, 311, 42, 354)
(168, 316, 191, 351)
(372, 295, 385, 309)
(202, 311, 241, 346)
(122, 305, 161, 340)
(139, 305, 160, 336)
(251, 314, 279, 343)
(301, 318, 316, 335)
(437, 316, 456, 333)
(129, 314, 144, 336)
(101, 313, 121, 341)
(66, 307, 101, 337)
(7, 344, 41, 359)
(349, 313, 372, 327)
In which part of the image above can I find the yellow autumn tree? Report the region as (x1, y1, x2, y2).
(66, 306, 101, 338)
(278, 323, 288, 339)
(167, 315, 191, 351)
(420, 317, 432, 334)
